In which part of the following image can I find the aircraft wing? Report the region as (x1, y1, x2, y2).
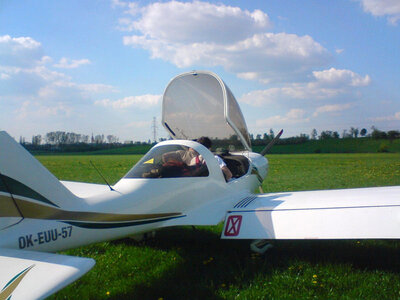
(221, 186, 400, 240)
(0, 248, 95, 300)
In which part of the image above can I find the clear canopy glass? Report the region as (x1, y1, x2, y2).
(162, 71, 251, 151)
(124, 145, 209, 178)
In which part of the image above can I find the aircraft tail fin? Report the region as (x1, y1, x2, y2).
(0, 131, 79, 212)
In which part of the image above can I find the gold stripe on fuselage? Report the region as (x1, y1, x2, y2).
(0, 195, 21, 218)
(0, 195, 181, 222)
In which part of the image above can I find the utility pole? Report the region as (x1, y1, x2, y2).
(151, 116, 158, 143)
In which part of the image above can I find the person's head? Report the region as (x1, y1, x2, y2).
(197, 136, 212, 149)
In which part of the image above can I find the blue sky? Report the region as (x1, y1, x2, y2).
(1, 0, 399, 142)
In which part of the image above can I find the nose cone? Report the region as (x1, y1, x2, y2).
(248, 152, 269, 181)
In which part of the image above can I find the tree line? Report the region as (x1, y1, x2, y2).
(251, 126, 400, 146)
(25, 131, 121, 146)
(18, 126, 399, 153)
(19, 131, 152, 154)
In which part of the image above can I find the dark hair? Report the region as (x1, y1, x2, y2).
(197, 136, 212, 149)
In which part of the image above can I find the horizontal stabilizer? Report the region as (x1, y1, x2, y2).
(222, 186, 400, 239)
(0, 248, 95, 300)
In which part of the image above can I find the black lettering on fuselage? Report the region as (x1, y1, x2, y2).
(37, 232, 44, 244)
(18, 236, 26, 249)
(26, 234, 34, 247)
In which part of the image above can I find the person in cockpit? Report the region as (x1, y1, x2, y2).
(161, 146, 206, 177)
(162, 146, 201, 167)
(196, 137, 232, 181)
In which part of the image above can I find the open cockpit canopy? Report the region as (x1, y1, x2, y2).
(162, 71, 251, 151)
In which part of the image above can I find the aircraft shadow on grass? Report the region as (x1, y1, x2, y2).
(105, 229, 400, 300)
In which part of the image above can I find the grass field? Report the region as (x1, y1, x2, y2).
(36, 153, 400, 299)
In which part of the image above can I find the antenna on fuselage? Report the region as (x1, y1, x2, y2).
(89, 161, 115, 191)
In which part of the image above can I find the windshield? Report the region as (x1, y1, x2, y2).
(162, 72, 251, 151)
(124, 145, 209, 178)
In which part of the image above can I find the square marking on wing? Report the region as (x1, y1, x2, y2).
(224, 215, 242, 236)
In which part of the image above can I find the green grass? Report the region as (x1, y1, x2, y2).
(82, 145, 153, 155)
(37, 155, 142, 184)
(37, 153, 400, 300)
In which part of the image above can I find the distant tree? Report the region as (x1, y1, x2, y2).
(263, 133, 269, 141)
(81, 135, 89, 143)
(360, 128, 367, 137)
(107, 135, 119, 143)
(299, 133, 310, 140)
(46, 132, 56, 144)
(269, 129, 275, 139)
(249, 134, 254, 141)
(256, 134, 262, 140)
(57, 131, 67, 144)
(388, 130, 400, 140)
(32, 135, 42, 145)
(94, 134, 104, 144)
(319, 130, 334, 140)
(342, 129, 352, 139)
(333, 131, 340, 139)
(229, 134, 238, 141)
(371, 126, 387, 139)
(311, 129, 318, 140)
(349, 127, 359, 138)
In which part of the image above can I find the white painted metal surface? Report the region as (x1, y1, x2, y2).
(0, 248, 94, 300)
(222, 186, 400, 239)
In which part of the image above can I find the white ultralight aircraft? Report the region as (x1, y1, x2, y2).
(1, 71, 399, 299)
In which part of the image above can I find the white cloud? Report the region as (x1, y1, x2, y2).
(256, 109, 310, 127)
(0, 65, 67, 96)
(37, 81, 116, 101)
(313, 103, 354, 117)
(357, 0, 400, 25)
(371, 111, 400, 121)
(0, 35, 41, 50)
(54, 57, 91, 69)
(240, 68, 371, 106)
(112, 0, 139, 15)
(0, 73, 10, 80)
(122, 1, 270, 44)
(0, 35, 43, 67)
(240, 88, 281, 106)
(16, 100, 73, 119)
(0, 34, 117, 127)
(335, 48, 344, 54)
(120, 1, 331, 83)
(95, 94, 161, 109)
(312, 68, 371, 88)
